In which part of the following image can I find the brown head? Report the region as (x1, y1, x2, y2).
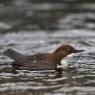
(54, 44, 84, 54)
(51, 44, 84, 64)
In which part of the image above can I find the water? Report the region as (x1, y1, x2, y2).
(0, 30, 95, 95)
(0, 1, 95, 95)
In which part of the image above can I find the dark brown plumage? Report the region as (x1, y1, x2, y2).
(3, 44, 84, 70)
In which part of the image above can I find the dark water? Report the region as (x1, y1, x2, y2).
(0, 1, 95, 95)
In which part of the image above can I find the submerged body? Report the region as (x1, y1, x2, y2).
(3, 44, 84, 70)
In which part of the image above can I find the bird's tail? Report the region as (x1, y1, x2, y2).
(3, 48, 26, 62)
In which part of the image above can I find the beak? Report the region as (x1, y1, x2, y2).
(75, 49, 85, 53)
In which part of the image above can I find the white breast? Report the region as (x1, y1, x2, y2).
(57, 53, 74, 68)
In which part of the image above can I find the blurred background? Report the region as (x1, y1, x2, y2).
(0, 0, 95, 95)
(0, 0, 95, 31)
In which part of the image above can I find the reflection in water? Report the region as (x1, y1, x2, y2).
(0, 66, 79, 94)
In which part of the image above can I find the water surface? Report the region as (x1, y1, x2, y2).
(0, 30, 95, 95)
(0, 1, 95, 95)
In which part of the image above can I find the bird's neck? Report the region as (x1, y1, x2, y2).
(52, 52, 69, 64)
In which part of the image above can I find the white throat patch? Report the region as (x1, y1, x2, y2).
(57, 53, 74, 68)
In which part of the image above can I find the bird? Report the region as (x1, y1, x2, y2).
(3, 44, 84, 70)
